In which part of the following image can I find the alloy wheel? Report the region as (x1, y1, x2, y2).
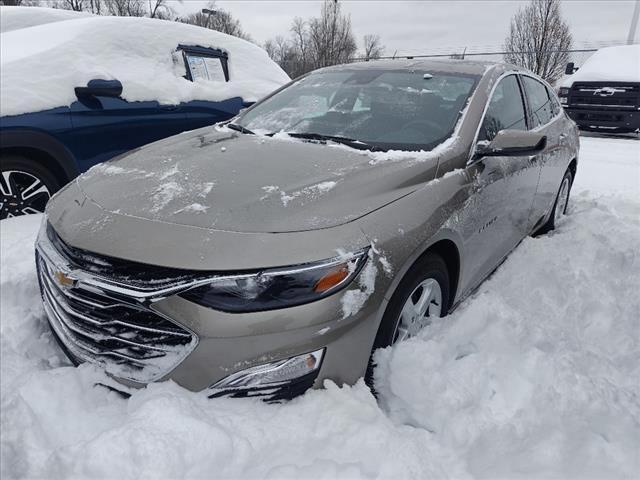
(393, 278, 442, 343)
(0, 170, 52, 219)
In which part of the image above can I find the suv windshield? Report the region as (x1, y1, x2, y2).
(236, 69, 478, 151)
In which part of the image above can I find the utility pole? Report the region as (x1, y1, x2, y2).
(202, 8, 217, 29)
(628, 0, 640, 44)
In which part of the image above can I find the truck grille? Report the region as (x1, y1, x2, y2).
(568, 82, 639, 110)
(36, 225, 198, 384)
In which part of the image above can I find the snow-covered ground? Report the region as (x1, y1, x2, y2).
(1, 136, 638, 479)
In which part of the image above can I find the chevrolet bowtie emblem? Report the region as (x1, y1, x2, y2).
(54, 270, 76, 288)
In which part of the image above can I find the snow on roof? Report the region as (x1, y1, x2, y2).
(0, 12, 290, 117)
(560, 44, 640, 87)
(0, 6, 91, 33)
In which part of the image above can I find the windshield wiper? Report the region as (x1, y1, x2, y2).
(285, 132, 374, 151)
(226, 123, 255, 135)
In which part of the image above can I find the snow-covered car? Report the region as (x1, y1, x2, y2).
(36, 59, 580, 401)
(0, 10, 290, 219)
(558, 44, 639, 133)
(0, 5, 90, 33)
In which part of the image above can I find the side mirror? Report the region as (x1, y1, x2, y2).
(476, 130, 547, 157)
(565, 62, 576, 75)
(75, 79, 123, 99)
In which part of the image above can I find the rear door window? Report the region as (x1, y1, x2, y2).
(546, 85, 562, 117)
(479, 74, 527, 142)
(186, 54, 226, 82)
(521, 76, 554, 128)
(177, 45, 229, 83)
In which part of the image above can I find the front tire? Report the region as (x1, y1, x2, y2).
(365, 253, 450, 389)
(0, 155, 60, 220)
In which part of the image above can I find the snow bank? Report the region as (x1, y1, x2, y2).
(0, 13, 290, 117)
(0, 6, 91, 33)
(1, 137, 639, 479)
(560, 44, 640, 87)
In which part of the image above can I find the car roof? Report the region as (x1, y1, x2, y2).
(0, 6, 91, 33)
(314, 58, 516, 76)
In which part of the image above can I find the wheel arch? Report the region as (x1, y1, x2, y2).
(383, 230, 463, 311)
(568, 157, 577, 182)
(0, 130, 79, 185)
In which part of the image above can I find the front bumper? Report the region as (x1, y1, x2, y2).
(35, 220, 381, 398)
(564, 107, 640, 133)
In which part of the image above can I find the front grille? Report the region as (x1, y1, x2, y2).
(36, 228, 198, 384)
(46, 223, 194, 289)
(568, 82, 639, 110)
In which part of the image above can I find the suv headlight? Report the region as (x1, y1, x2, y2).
(559, 87, 570, 96)
(180, 248, 369, 312)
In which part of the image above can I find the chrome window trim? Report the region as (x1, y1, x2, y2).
(519, 72, 564, 132)
(467, 70, 565, 165)
(467, 70, 521, 165)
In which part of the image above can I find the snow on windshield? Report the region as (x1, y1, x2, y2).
(238, 70, 477, 151)
(0, 14, 290, 117)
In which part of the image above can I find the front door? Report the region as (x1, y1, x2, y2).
(460, 74, 540, 291)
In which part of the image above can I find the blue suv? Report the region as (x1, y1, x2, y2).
(0, 14, 289, 219)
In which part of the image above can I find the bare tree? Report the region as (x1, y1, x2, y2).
(503, 0, 572, 83)
(265, 0, 358, 77)
(103, 0, 146, 17)
(290, 17, 309, 76)
(308, 0, 357, 69)
(178, 1, 252, 41)
(0, 0, 41, 5)
(362, 34, 384, 61)
(147, 0, 173, 19)
(58, 0, 86, 10)
(44, 0, 177, 17)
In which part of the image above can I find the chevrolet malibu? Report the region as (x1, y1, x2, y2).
(36, 59, 579, 401)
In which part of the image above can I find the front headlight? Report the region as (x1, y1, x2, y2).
(559, 87, 570, 96)
(180, 248, 369, 312)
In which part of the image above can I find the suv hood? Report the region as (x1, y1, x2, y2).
(75, 127, 439, 233)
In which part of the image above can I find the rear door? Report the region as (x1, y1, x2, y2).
(520, 75, 567, 226)
(178, 46, 244, 131)
(69, 95, 187, 171)
(461, 74, 539, 290)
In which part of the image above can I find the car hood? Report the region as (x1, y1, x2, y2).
(75, 127, 440, 234)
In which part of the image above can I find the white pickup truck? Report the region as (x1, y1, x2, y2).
(558, 44, 639, 133)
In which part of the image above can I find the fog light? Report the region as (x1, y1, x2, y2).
(210, 348, 325, 390)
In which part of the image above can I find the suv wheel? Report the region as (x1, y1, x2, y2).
(0, 155, 60, 220)
(365, 253, 450, 390)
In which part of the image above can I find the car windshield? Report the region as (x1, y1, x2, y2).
(236, 69, 478, 151)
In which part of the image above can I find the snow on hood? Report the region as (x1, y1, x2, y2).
(0, 6, 91, 33)
(560, 44, 640, 87)
(0, 14, 290, 117)
(72, 127, 438, 234)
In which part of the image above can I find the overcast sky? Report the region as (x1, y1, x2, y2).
(171, 0, 637, 56)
